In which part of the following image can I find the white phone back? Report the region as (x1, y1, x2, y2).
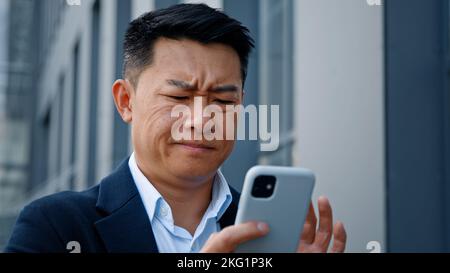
(234, 165, 315, 253)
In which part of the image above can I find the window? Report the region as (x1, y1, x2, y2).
(56, 74, 65, 175)
(39, 110, 51, 187)
(258, 0, 294, 166)
(112, 0, 132, 168)
(69, 42, 80, 190)
(155, 0, 180, 9)
(87, 0, 100, 186)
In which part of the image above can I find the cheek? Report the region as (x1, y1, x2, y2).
(222, 140, 236, 155)
(219, 113, 239, 155)
(219, 110, 239, 140)
(134, 99, 175, 149)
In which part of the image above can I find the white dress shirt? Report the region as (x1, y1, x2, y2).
(128, 153, 232, 253)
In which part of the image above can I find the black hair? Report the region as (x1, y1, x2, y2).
(123, 3, 254, 88)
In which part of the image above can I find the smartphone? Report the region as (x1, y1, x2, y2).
(234, 165, 315, 253)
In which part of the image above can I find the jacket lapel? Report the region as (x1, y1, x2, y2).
(219, 187, 240, 229)
(93, 157, 240, 252)
(94, 158, 158, 253)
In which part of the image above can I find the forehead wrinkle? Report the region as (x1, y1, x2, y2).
(152, 39, 241, 92)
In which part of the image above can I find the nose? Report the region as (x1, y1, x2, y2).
(182, 96, 213, 140)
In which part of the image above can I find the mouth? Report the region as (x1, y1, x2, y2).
(174, 141, 216, 152)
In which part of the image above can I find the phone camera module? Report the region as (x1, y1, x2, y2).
(251, 175, 276, 198)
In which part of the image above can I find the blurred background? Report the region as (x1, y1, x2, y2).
(0, 0, 449, 253)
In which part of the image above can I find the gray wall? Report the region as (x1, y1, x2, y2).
(294, 0, 386, 252)
(385, 0, 450, 252)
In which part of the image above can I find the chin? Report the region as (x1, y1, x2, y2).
(170, 159, 220, 181)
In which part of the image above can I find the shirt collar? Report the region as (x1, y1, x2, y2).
(212, 169, 233, 221)
(128, 152, 232, 225)
(128, 153, 163, 223)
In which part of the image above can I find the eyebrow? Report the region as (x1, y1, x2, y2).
(166, 79, 196, 90)
(166, 79, 239, 93)
(211, 84, 239, 92)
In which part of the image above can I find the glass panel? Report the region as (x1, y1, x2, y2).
(87, 0, 101, 186)
(112, 0, 131, 168)
(259, 0, 294, 166)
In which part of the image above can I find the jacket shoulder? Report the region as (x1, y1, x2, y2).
(28, 186, 100, 214)
(4, 185, 101, 253)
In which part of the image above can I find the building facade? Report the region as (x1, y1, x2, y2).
(0, 0, 449, 252)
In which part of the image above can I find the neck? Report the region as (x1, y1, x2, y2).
(160, 178, 214, 235)
(134, 157, 215, 236)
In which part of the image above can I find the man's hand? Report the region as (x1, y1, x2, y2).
(200, 221, 270, 253)
(297, 196, 347, 253)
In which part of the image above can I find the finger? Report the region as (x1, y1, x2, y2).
(300, 202, 317, 244)
(200, 221, 269, 253)
(330, 221, 347, 253)
(313, 196, 333, 251)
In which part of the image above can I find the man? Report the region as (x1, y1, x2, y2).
(5, 3, 346, 253)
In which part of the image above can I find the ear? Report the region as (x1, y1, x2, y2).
(112, 79, 134, 123)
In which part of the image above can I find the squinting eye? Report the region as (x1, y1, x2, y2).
(167, 95, 189, 101)
(215, 99, 234, 104)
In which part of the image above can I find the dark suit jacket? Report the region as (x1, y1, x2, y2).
(4, 158, 240, 253)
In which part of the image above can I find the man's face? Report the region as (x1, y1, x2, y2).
(129, 38, 243, 182)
